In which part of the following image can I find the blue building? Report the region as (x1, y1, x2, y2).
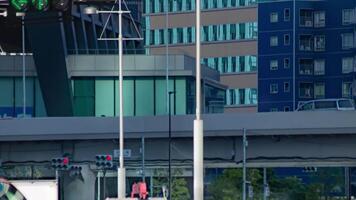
(258, 0, 356, 112)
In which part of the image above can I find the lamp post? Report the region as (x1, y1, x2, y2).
(168, 91, 175, 200)
(84, 2, 143, 199)
(194, 0, 204, 198)
(16, 12, 26, 118)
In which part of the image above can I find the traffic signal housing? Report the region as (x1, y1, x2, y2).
(51, 157, 69, 170)
(69, 165, 82, 176)
(95, 154, 113, 169)
(9, 0, 71, 12)
(303, 167, 317, 173)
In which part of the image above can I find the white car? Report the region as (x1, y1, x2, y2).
(296, 98, 355, 111)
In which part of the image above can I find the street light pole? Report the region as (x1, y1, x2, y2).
(83, 2, 143, 199)
(117, 0, 126, 199)
(22, 15, 26, 117)
(168, 91, 175, 200)
(194, 0, 204, 198)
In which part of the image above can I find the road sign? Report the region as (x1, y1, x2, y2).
(113, 149, 131, 158)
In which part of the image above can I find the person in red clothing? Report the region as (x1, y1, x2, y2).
(138, 181, 148, 200)
(131, 182, 139, 198)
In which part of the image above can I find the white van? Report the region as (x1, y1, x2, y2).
(296, 98, 355, 111)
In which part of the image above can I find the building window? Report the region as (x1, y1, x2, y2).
(342, 57, 354, 73)
(270, 12, 278, 23)
(299, 35, 313, 51)
(270, 60, 278, 70)
(284, 34, 290, 46)
(270, 84, 278, 94)
(270, 108, 278, 112)
(314, 35, 325, 51)
(284, 82, 290, 92)
(284, 58, 290, 68)
(314, 11, 325, 27)
(299, 59, 313, 75)
(225, 88, 257, 106)
(341, 33, 354, 49)
(314, 82, 325, 99)
(342, 82, 352, 98)
(270, 36, 278, 47)
(342, 9, 355, 25)
(284, 106, 290, 112)
(299, 82, 313, 98)
(314, 59, 325, 75)
(300, 9, 313, 27)
(284, 8, 290, 21)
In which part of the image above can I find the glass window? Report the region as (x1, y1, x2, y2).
(314, 59, 325, 75)
(342, 57, 354, 73)
(95, 78, 114, 117)
(270, 108, 278, 112)
(314, 82, 325, 99)
(270, 84, 278, 94)
(314, 11, 325, 27)
(177, 28, 183, 43)
(339, 99, 354, 108)
(135, 78, 154, 116)
(226, 88, 257, 106)
(239, 23, 246, 39)
(270, 36, 278, 46)
(284, 34, 290, 45)
(284, 106, 290, 112)
(284, 8, 290, 21)
(314, 35, 325, 51)
(300, 9, 313, 27)
(299, 35, 313, 51)
(342, 82, 352, 98)
(341, 33, 354, 49)
(0, 78, 14, 117)
(168, 29, 173, 44)
(315, 101, 336, 109)
(299, 59, 313, 75)
(284, 58, 290, 68)
(73, 78, 95, 116)
(149, 30, 155, 45)
(270, 12, 278, 23)
(230, 24, 236, 40)
(284, 82, 290, 92)
(175, 78, 187, 115)
(270, 60, 278, 70)
(299, 82, 313, 98)
(155, 78, 174, 115)
(34, 79, 46, 117)
(159, 29, 165, 44)
(342, 9, 355, 25)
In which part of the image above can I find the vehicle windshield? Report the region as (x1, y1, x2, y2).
(299, 102, 313, 110)
(338, 100, 354, 108)
(314, 101, 337, 109)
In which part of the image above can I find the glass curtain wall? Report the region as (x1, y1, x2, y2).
(72, 76, 203, 117)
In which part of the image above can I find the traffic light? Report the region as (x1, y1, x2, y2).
(51, 157, 70, 170)
(95, 154, 113, 169)
(9, 0, 71, 12)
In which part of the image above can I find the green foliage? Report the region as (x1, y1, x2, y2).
(152, 168, 191, 200)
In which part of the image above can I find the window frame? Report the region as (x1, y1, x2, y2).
(270, 60, 278, 71)
(284, 8, 290, 21)
(270, 12, 279, 23)
(270, 36, 278, 47)
(270, 83, 279, 94)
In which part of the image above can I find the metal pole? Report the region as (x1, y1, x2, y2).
(243, 128, 247, 200)
(142, 137, 145, 182)
(168, 91, 173, 200)
(165, 0, 169, 114)
(263, 168, 267, 200)
(194, 0, 203, 198)
(117, 0, 126, 198)
(55, 170, 59, 200)
(97, 172, 101, 200)
(22, 15, 26, 117)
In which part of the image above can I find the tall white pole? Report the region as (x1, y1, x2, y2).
(22, 15, 26, 117)
(292, 0, 296, 110)
(117, 0, 126, 198)
(194, 0, 203, 198)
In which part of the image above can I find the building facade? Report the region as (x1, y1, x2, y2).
(258, 0, 356, 112)
(143, 0, 258, 112)
(0, 54, 225, 118)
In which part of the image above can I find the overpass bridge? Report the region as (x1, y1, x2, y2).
(1, 111, 356, 168)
